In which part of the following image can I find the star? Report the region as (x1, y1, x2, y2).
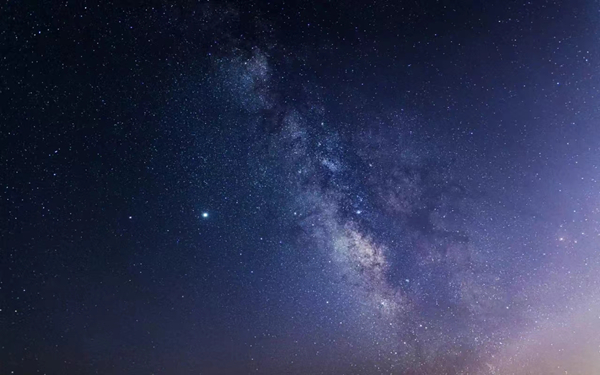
(202, 212, 209, 218)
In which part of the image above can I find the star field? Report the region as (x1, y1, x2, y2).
(2, 1, 600, 374)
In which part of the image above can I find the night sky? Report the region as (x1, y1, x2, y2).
(2, 1, 600, 374)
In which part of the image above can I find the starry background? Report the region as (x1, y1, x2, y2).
(2, 1, 600, 374)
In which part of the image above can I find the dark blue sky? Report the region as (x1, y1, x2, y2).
(2, 1, 600, 374)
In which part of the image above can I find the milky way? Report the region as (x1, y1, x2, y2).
(210, 12, 600, 371)
(204, 34, 600, 372)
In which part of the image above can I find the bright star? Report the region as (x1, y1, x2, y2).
(202, 212, 209, 218)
